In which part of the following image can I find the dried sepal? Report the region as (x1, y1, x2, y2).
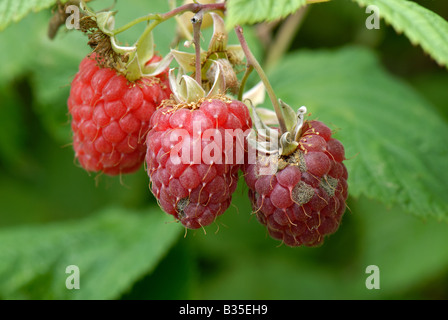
(123, 29, 173, 81)
(172, 11, 243, 95)
(206, 59, 238, 95)
(206, 61, 226, 98)
(279, 132, 299, 156)
(94, 11, 116, 36)
(142, 53, 174, 77)
(169, 68, 206, 104)
(248, 97, 310, 160)
(292, 106, 307, 142)
(243, 82, 266, 108)
(226, 45, 245, 66)
(208, 13, 228, 53)
(278, 99, 298, 133)
(78, 2, 170, 81)
(255, 108, 278, 126)
(171, 49, 207, 73)
(174, 0, 224, 40)
(247, 103, 280, 156)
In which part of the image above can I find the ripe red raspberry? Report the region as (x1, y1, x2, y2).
(67, 54, 171, 175)
(146, 98, 252, 229)
(244, 120, 348, 247)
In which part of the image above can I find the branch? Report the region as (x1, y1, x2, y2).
(113, 2, 226, 36)
(191, 10, 204, 84)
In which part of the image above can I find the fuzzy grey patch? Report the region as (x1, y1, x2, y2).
(297, 151, 307, 172)
(320, 175, 338, 198)
(277, 150, 307, 172)
(176, 197, 190, 218)
(292, 181, 315, 205)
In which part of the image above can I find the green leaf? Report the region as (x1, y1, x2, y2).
(265, 46, 448, 221)
(353, 0, 448, 68)
(0, 0, 67, 31)
(409, 73, 448, 122)
(226, 0, 307, 29)
(0, 207, 182, 299)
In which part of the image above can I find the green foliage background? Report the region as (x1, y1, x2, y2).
(0, 0, 447, 300)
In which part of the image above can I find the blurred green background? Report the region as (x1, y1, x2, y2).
(0, 0, 448, 300)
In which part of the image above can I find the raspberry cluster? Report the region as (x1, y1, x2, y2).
(65, 7, 348, 247)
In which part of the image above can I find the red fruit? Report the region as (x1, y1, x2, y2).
(68, 54, 171, 175)
(244, 120, 348, 247)
(146, 98, 252, 229)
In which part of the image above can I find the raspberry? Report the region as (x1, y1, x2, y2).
(244, 120, 348, 247)
(67, 54, 171, 175)
(146, 98, 252, 229)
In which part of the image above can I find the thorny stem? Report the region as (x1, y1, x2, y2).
(235, 25, 288, 134)
(112, 2, 226, 36)
(192, 10, 204, 84)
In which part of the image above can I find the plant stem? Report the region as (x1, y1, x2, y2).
(113, 14, 161, 36)
(238, 64, 253, 101)
(112, 2, 226, 36)
(234, 25, 287, 134)
(192, 10, 204, 84)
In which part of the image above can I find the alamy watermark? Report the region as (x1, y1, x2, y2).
(165, 125, 281, 176)
(365, 5, 380, 30)
(66, 265, 80, 290)
(65, 5, 80, 30)
(365, 265, 380, 290)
